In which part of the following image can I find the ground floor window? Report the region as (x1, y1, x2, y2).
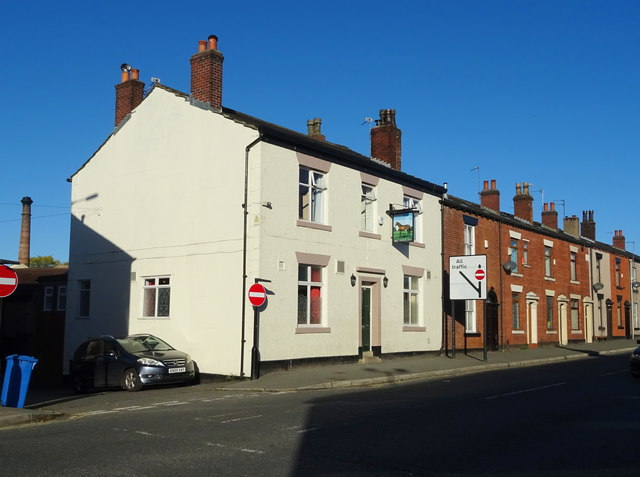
(546, 296, 554, 330)
(143, 276, 171, 317)
(298, 265, 323, 325)
(403, 275, 420, 325)
(570, 299, 580, 331)
(465, 300, 476, 332)
(512, 293, 521, 330)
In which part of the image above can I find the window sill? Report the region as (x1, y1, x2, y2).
(464, 332, 481, 337)
(570, 280, 580, 285)
(139, 316, 170, 320)
(359, 231, 381, 240)
(570, 329, 582, 334)
(402, 326, 426, 332)
(511, 273, 523, 278)
(545, 330, 557, 334)
(408, 241, 425, 249)
(545, 277, 555, 282)
(295, 326, 331, 334)
(297, 220, 332, 232)
(512, 330, 525, 334)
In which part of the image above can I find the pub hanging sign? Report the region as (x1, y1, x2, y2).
(389, 208, 415, 243)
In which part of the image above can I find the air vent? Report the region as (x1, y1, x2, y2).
(336, 260, 345, 274)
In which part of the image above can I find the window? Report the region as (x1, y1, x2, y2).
(79, 280, 91, 318)
(570, 299, 580, 331)
(570, 252, 577, 281)
(617, 296, 622, 327)
(465, 300, 476, 333)
(403, 196, 422, 242)
(509, 239, 519, 273)
(512, 293, 521, 329)
(546, 296, 554, 330)
(143, 276, 171, 317)
(523, 240, 529, 266)
(57, 286, 67, 311)
(298, 265, 323, 325)
(299, 167, 326, 223)
(403, 275, 420, 325)
(464, 224, 475, 256)
(544, 246, 553, 278)
(43, 286, 55, 311)
(615, 259, 621, 287)
(595, 254, 602, 283)
(360, 184, 376, 232)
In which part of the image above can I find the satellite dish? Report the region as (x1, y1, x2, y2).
(502, 261, 517, 273)
(593, 282, 604, 291)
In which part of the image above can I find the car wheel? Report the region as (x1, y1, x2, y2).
(122, 369, 143, 392)
(72, 375, 87, 394)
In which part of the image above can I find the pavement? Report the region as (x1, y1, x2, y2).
(1, 338, 637, 429)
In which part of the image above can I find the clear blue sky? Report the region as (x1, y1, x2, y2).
(1, 1, 639, 262)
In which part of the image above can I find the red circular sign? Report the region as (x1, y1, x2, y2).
(475, 269, 486, 281)
(248, 283, 267, 307)
(0, 265, 19, 298)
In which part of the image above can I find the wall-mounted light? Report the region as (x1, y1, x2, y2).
(632, 281, 640, 291)
(383, 275, 389, 288)
(350, 274, 356, 287)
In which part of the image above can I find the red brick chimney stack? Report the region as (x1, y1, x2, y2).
(190, 35, 224, 110)
(370, 109, 401, 170)
(307, 118, 325, 141)
(513, 182, 533, 222)
(580, 210, 596, 240)
(480, 179, 500, 211)
(18, 196, 33, 267)
(115, 64, 145, 126)
(541, 202, 558, 229)
(613, 229, 626, 250)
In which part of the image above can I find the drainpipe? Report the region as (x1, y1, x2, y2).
(499, 220, 504, 351)
(240, 133, 263, 378)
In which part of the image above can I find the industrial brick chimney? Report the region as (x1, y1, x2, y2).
(513, 182, 533, 222)
(580, 210, 596, 240)
(18, 196, 33, 267)
(613, 229, 626, 250)
(190, 35, 224, 110)
(480, 180, 500, 212)
(370, 109, 401, 170)
(115, 65, 144, 126)
(307, 118, 325, 141)
(541, 202, 558, 229)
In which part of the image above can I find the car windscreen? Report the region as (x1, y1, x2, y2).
(118, 336, 174, 353)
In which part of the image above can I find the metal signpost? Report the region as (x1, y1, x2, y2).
(249, 280, 270, 380)
(449, 255, 488, 360)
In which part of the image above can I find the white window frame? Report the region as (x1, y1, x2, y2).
(43, 286, 54, 311)
(403, 275, 420, 326)
(297, 264, 324, 326)
(78, 280, 91, 318)
(403, 196, 422, 243)
(509, 239, 519, 273)
(299, 167, 327, 224)
(464, 223, 476, 332)
(360, 184, 377, 233)
(143, 276, 171, 318)
(570, 251, 577, 281)
(544, 246, 553, 278)
(57, 285, 67, 311)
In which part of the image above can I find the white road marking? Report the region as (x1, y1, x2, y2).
(600, 369, 628, 376)
(220, 415, 263, 424)
(484, 382, 566, 400)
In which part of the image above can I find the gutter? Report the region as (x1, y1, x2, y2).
(240, 133, 264, 378)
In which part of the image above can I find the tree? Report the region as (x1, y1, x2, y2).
(29, 256, 64, 268)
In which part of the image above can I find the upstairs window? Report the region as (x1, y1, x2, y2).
(615, 259, 621, 287)
(43, 286, 55, 311)
(57, 286, 67, 311)
(544, 246, 553, 278)
(464, 224, 475, 256)
(143, 276, 171, 317)
(509, 239, 519, 273)
(299, 167, 326, 223)
(403, 196, 422, 242)
(570, 251, 577, 281)
(360, 184, 376, 232)
(78, 280, 91, 318)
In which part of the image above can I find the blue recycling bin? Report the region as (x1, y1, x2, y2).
(1, 355, 38, 408)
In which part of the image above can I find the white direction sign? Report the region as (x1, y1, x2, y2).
(449, 255, 487, 300)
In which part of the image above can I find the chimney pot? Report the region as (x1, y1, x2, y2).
(483, 180, 489, 191)
(208, 35, 218, 50)
(490, 179, 496, 190)
(198, 40, 207, 52)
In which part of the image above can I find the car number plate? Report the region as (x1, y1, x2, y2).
(168, 367, 186, 374)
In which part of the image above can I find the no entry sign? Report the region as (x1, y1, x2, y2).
(248, 283, 267, 307)
(0, 265, 18, 298)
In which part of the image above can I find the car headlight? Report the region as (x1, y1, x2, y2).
(137, 357, 165, 367)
